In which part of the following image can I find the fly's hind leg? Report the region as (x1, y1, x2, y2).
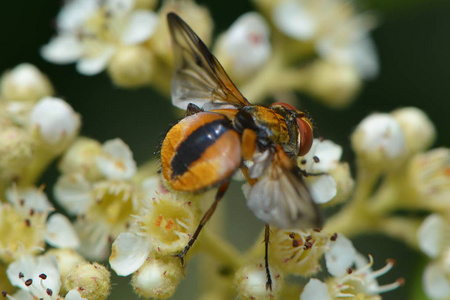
(264, 224, 273, 291)
(175, 180, 231, 264)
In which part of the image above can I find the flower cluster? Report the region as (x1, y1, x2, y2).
(42, 0, 377, 108)
(1, 0, 448, 299)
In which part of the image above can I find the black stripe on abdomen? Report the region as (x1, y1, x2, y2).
(171, 119, 230, 178)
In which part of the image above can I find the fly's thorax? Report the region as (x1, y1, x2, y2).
(234, 106, 290, 143)
(234, 106, 298, 156)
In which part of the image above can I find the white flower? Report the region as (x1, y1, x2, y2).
(216, 12, 271, 78)
(6, 255, 61, 299)
(41, 0, 158, 75)
(5, 254, 87, 300)
(300, 138, 342, 204)
(29, 97, 80, 145)
(110, 192, 198, 275)
(272, 0, 378, 79)
(96, 138, 137, 180)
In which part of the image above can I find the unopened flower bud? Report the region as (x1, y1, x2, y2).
(108, 45, 155, 88)
(270, 228, 328, 276)
(0, 126, 34, 183)
(235, 263, 283, 300)
(29, 97, 80, 147)
(131, 256, 184, 299)
(304, 60, 361, 108)
(59, 137, 103, 181)
(351, 113, 406, 172)
(64, 262, 111, 300)
(391, 107, 436, 154)
(0, 63, 53, 102)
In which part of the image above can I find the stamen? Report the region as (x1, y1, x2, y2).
(374, 278, 404, 294)
(371, 258, 395, 278)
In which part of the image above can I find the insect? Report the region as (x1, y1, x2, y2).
(160, 12, 322, 289)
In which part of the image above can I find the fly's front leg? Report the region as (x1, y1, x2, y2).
(175, 180, 230, 264)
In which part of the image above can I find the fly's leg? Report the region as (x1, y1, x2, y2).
(175, 180, 230, 264)
(264, 224, 273, 291)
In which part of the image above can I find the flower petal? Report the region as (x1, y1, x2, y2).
(110, 232, 151, 276)
(417, 214, 446, 258)
(121, 10, 158, 45)
(66, 289, 88, 300)
(300, 279, 332, 300)
(306, 174, 337, 204)
(325, 233, 356, 276)
(272, 0, 316, 40)
(6, 186, 52, 213)
(423, 262, 450, 299)
(45, 213, 80, 249)
(54, 173, 92, 216)
(41, 35, 83, 64)
(76, 46, 116, 75)
(75, 220, 111, 261)
(96, 138, 137, 180)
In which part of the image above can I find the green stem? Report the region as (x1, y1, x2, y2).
(324, 165, 380, 237)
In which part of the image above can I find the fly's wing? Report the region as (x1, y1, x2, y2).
(245, 146, 322, 229)
(167, 13, 251, 110)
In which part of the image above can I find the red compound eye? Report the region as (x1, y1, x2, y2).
(270, 102, 297, 111)
(297, 117, 313, 156)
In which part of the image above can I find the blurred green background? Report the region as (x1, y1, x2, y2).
(1, 0, 449, 299)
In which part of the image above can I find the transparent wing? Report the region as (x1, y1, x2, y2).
(246, 146, 322, 229)
(167, 13, 251, 110)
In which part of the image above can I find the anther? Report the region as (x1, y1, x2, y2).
(18, 272, 24, 278)
(2, 291, 7, 297)
(46, 288, 53, 296)
(25, 219, 31, 227)
(346, 268, 353, 274)
(330, 233, 338, 241)
(313, 156, 320, 163)
(39, 273, 47, 280)
(25, 279, 32, 286)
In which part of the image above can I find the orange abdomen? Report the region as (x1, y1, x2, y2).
(161, 112, 242, 192)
